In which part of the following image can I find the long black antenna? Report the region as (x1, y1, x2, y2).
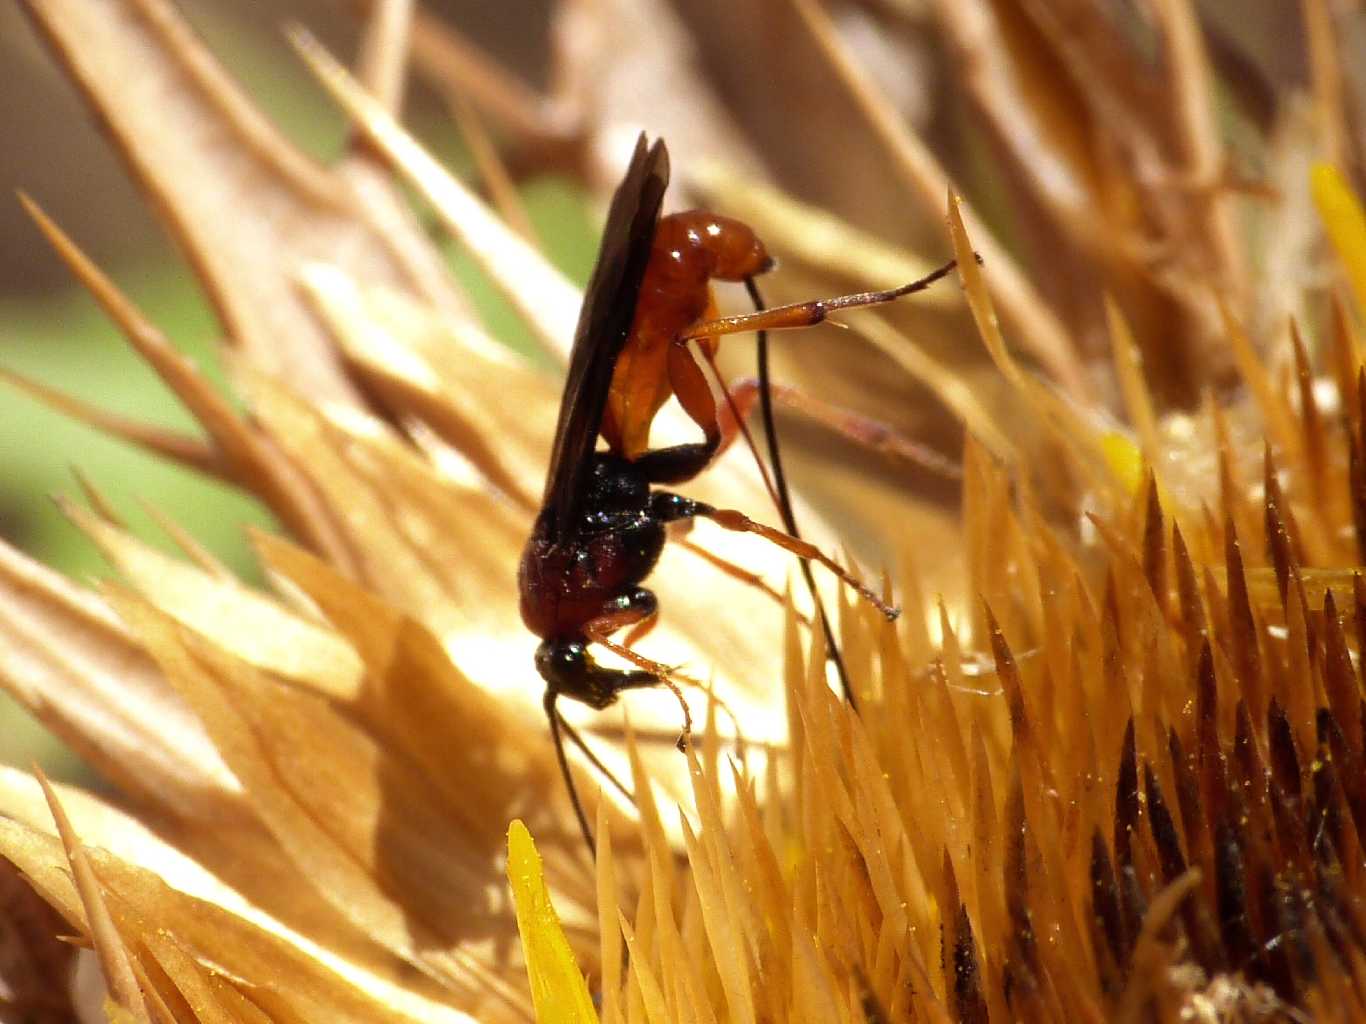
(745, 277, 858, 708)
(545, 690, 597, 858)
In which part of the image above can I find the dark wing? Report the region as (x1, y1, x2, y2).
(541, 133, 669, 540)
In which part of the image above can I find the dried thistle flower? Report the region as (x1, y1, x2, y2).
(3, 1, 1366, 1022)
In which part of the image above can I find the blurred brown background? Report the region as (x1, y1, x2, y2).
(0, 0, 1358, 777)
(0, 0, 555, 776)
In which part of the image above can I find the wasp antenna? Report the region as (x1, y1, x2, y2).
(545, 690, 596, 859)
(555, 710, 635, 804)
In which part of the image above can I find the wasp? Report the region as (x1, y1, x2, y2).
(519, 135, 959, 850)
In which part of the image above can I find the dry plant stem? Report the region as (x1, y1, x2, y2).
(0, 365, 224, 478)
(292, 28, 583, 361)
(788, 0, 1087, 400)
(1150, 0, 1246, 295)
(17, 0, 461, 401)
(448, 88, 541, 245)
(1303, 0, 1350, 170)
(34, 768, 148, 1021)
(354, 0, 414, 114)
(1106, 296, 1161, 459)
(17, 196, 359, 574)
(70, 468, 129, 531)
(406, 3, 578, 145)
(135, 499, 232, 579)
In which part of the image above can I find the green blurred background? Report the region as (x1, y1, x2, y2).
(0, 0, 593, 782)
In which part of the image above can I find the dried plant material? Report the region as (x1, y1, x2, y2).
(290, 28, 581, 361)
(33, 767, 148, 1021)
(18, 0, 464, 403)
(1302, 0, 1350, 169)
(354, 0, 415, 116)
(134, 497, 232, 580)
(0, 363, 222, 478)
(948, 191, 1117, 505)
(1149, 0, 1246, 292)
(1106, 296, 1160, 461)
(0, 537, 235, 810)
(788, 0, 1085, 400)
(402, 3, 576, 149)
(0, 813, 477, 1023)
(0, 765, 482, 1022)
(0, 855, 77, 1021)
(61, 498, 364, 698)
(16, 193, 355, 570)
(298, 264, 548, 508)
(448, 88, 541, 247)
(9, 1, 1366, 1021)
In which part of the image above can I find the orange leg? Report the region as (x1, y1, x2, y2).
(587, 624, 749, 745)
(586, 626, 694, 750)
(621, 607, 659, 648)
(700, 507, 900, 621)
(679, 258, 961, 342)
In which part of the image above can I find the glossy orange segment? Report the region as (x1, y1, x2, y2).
(603, 211, 771, 458)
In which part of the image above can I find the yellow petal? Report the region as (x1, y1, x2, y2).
(1100, 432, 1144, 496)
(507, 820, 599, 1024)
(1313, 162, 1366, 315)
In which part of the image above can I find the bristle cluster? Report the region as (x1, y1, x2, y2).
(584, 272, 1366, 1022)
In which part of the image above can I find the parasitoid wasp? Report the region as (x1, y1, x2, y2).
(519, 134, 961, 852)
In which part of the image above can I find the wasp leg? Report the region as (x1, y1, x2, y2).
(677, 258, 960, 341)
(703, 507, 899, 620)
(622, 607, 659, 647)
(724, 377, 961, 480)
(647, 492, 898, 621)
(589, 586, 659, 640)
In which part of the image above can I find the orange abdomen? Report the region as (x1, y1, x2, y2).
(601, 211, 771, 459)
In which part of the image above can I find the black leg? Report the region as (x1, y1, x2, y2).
(747, 275, 858, 707)
(633, 437, 720, 485)
(649, 490, 714, 524)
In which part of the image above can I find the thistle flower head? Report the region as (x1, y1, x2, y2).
(2, 2, 1365, 1022)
